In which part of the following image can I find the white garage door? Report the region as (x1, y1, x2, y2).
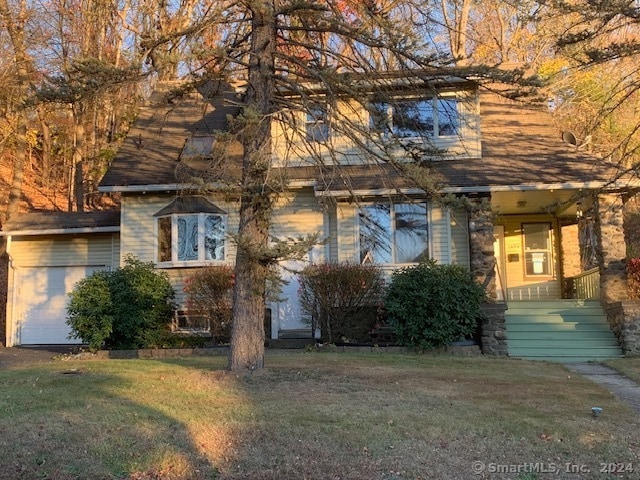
(16, 266, 104, 345)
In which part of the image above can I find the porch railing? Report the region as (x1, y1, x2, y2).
(572, 267, 600, 299)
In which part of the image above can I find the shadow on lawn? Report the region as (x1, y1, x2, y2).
(0, 362, 228, 480)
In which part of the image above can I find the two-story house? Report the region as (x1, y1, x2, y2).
(4, 74, 637, 360)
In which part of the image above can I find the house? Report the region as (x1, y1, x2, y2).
(4, 74, 640, 360)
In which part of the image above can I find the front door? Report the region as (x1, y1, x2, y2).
(497, 216, 561, 300)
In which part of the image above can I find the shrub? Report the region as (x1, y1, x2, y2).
(627, 257, 640, 299)
(298, 262, 385, 344)
(183, 266, 234, 342)
(384, 260, 485, 349)
(67, 255, 175, 350)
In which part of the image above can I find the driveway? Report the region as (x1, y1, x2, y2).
(0, 346, 77, 368)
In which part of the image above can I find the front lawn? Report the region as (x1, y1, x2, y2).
(1, 352, 638, 479)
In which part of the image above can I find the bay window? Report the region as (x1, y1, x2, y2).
(155, 197, 227, 266)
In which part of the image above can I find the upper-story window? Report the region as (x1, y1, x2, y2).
(359, 203, 429, 264)
(306, 102, 330, 142)
(370, 97, 460, 139)
(154, 196, 227, 266)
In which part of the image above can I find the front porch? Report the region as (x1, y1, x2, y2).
(476, 190, 640, 359)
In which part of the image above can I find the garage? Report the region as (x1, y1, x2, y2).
(2, 211, 120, 346)
(16, 266, 105, 344)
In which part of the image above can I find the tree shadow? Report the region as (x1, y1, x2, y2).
(0, 359, 240, 479)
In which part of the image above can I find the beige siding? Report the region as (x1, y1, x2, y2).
(337, 203, 358, 262)
(270, 188, 325, 254)
(430, 205, 450, 264)
(450, 208, 470, 268)
(496, 214, 561, 300)
(120, 194, 240, 265)
(9, 233, 120, 268)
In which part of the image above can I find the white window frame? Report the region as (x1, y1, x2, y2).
(522, 222, 555, 278)
(369, 94, 461, 140)
(155, 212, 227, 268)
(357, 202, 430, 266)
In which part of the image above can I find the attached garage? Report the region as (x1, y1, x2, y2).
(2, 212, 120, 346)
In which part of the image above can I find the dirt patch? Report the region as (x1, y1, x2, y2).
(0, 346, 76, 368)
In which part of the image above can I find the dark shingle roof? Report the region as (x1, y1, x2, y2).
(2, 211, 120, 235)
(437, 93, 621, 188)
(100, 82, 624, 194)
(99, 80, 242, 189)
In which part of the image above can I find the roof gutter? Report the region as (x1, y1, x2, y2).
(101, 179, 635, 196)
(315, 181, 632, 198)
(0, 226, 121, 237)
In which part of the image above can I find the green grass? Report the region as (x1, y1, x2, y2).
(1, 352, 639, 479)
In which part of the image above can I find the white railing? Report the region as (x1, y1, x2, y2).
(572, 267, 600, 299)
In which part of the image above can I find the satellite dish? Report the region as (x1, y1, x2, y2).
(562, 131, 578, 146)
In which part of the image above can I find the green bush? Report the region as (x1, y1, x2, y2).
(67, 255, 175, 350)
(183, 265, 234, 343)
(298, 262, 384, 344)
(384, 260, 485, 349)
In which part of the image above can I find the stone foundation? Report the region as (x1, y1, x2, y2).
(605, 301, 640, 356)
(480, 303, 508, 356)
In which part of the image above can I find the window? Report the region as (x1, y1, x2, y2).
(523, 223, 554, 277)
(369, 97, 459, 138)
(155, 197, 227, 265)
(306, 103, 329, 142)
(359, 203, 429, 264)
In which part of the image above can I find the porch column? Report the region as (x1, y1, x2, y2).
(468, 195, 497, 301)
(595, 192, 628, 303)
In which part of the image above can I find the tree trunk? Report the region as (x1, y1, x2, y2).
(228, 0, 276, 372)
(73, 106, 86, 212)
(0, 0, 32, 223)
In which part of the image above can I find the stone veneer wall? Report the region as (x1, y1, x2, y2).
(605, 301, 640, 356)
(467, 196, 507, 355)
(468, 196, 497, 301)
(595, 193, 640, 355)
(480, 303, 508, 356)
(595, 193, 628, 303)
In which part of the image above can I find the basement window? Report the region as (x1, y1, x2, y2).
(155, 196, 227, 266)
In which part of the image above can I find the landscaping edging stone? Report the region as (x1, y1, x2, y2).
(71, 344, 482, 360)
(90, 347, 230, 360)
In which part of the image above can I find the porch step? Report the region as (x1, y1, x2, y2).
(505, 301, 623, 363)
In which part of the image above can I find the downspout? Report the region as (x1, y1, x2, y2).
(5, 235, 16, 346)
